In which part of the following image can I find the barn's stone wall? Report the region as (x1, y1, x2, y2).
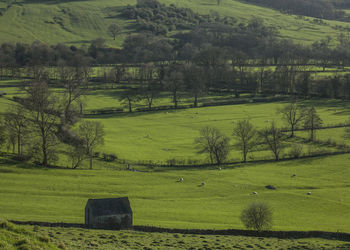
(87, 213, 132, 230)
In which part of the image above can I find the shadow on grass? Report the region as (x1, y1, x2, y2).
(302, 98, 350, 109)
(21, 0, 93, 5)
(84, 108, 183, 119)
(0, 154, 69, 170)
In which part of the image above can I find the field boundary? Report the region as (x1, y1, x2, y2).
(9, 220, 350, 241)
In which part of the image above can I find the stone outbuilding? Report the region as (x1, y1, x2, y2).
(85, 197, 133, 230)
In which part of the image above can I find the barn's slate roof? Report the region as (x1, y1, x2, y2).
(86, 197, 132, 217)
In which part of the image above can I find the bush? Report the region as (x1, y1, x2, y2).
(240, 201, 272, 231)
(102, 153, 118, 162)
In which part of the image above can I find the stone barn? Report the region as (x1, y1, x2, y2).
(85, 197, 133, 230)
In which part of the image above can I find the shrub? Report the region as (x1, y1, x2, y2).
(102, 153, 118, 162)
(240, 201, 272, 231)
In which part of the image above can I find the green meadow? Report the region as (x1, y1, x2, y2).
(1, 154, 350, 232)
(0, 0, 349, 46)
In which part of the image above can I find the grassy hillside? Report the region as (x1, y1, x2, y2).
(0, 0, 350, 46)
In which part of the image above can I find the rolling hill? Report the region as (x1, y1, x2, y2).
(0, 0, 350, 47)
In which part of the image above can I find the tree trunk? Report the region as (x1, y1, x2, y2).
(17, 133, 21, 156)
(128, 98, 132, 112)
(173, 92, 178, 109)
(194, 94, 198, 107)
(89, 155, 93, 170)
(42, 148, 48, 166)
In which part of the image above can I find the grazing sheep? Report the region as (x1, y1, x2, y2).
(307, 192, 311, 195)
(219, 167, 222, 170)
(252, 192, 258, 195)
(291, 173, 296, 177)
(201, 182, 205, 186)
(180, 177, 184, 182)
(265, 185, 276, 190)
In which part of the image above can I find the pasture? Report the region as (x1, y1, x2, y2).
(1, 153, 350, 233)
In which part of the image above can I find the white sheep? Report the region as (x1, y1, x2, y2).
(179, 177, 184, 182)
(252, 191, 258, 195)
(307, 192, 311, 195)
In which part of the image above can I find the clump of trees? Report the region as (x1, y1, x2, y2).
(121, 0, 236, 35)
(0, 80, 105, 168)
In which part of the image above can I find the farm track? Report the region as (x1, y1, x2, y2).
(9, 220, 350, 241)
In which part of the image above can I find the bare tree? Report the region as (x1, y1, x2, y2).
(67, 144, 86, 169)
(77, 121, 104, 169)
(240, 201, 273, 231)
(164, 69, 184, 109)
(279, 102, 305, 137)
(260, 121, 284, 161)
(108, 64, 126, 88)
(139, 63, 160, 110)
(4, 104, 28, 156)
(195, 126, 230, 164)
(25, 82, 60, 166)
(303, 106, 322, 141)
(119, 88, 140, 113)
(233, 120, 257, 162)
(60, 66, 88, 124)
(108, 24, 121, 40)
(183, 64, 205, 107)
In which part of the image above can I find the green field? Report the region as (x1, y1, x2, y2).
(1, 153, 350, 232)
(0, 0, 349, 46)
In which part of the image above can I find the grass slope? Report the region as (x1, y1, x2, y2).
(0, 220, 56, 249)
(1, 221, 349, 249)
(0, 0, 349, 46)
(1, 154, 350, 232)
